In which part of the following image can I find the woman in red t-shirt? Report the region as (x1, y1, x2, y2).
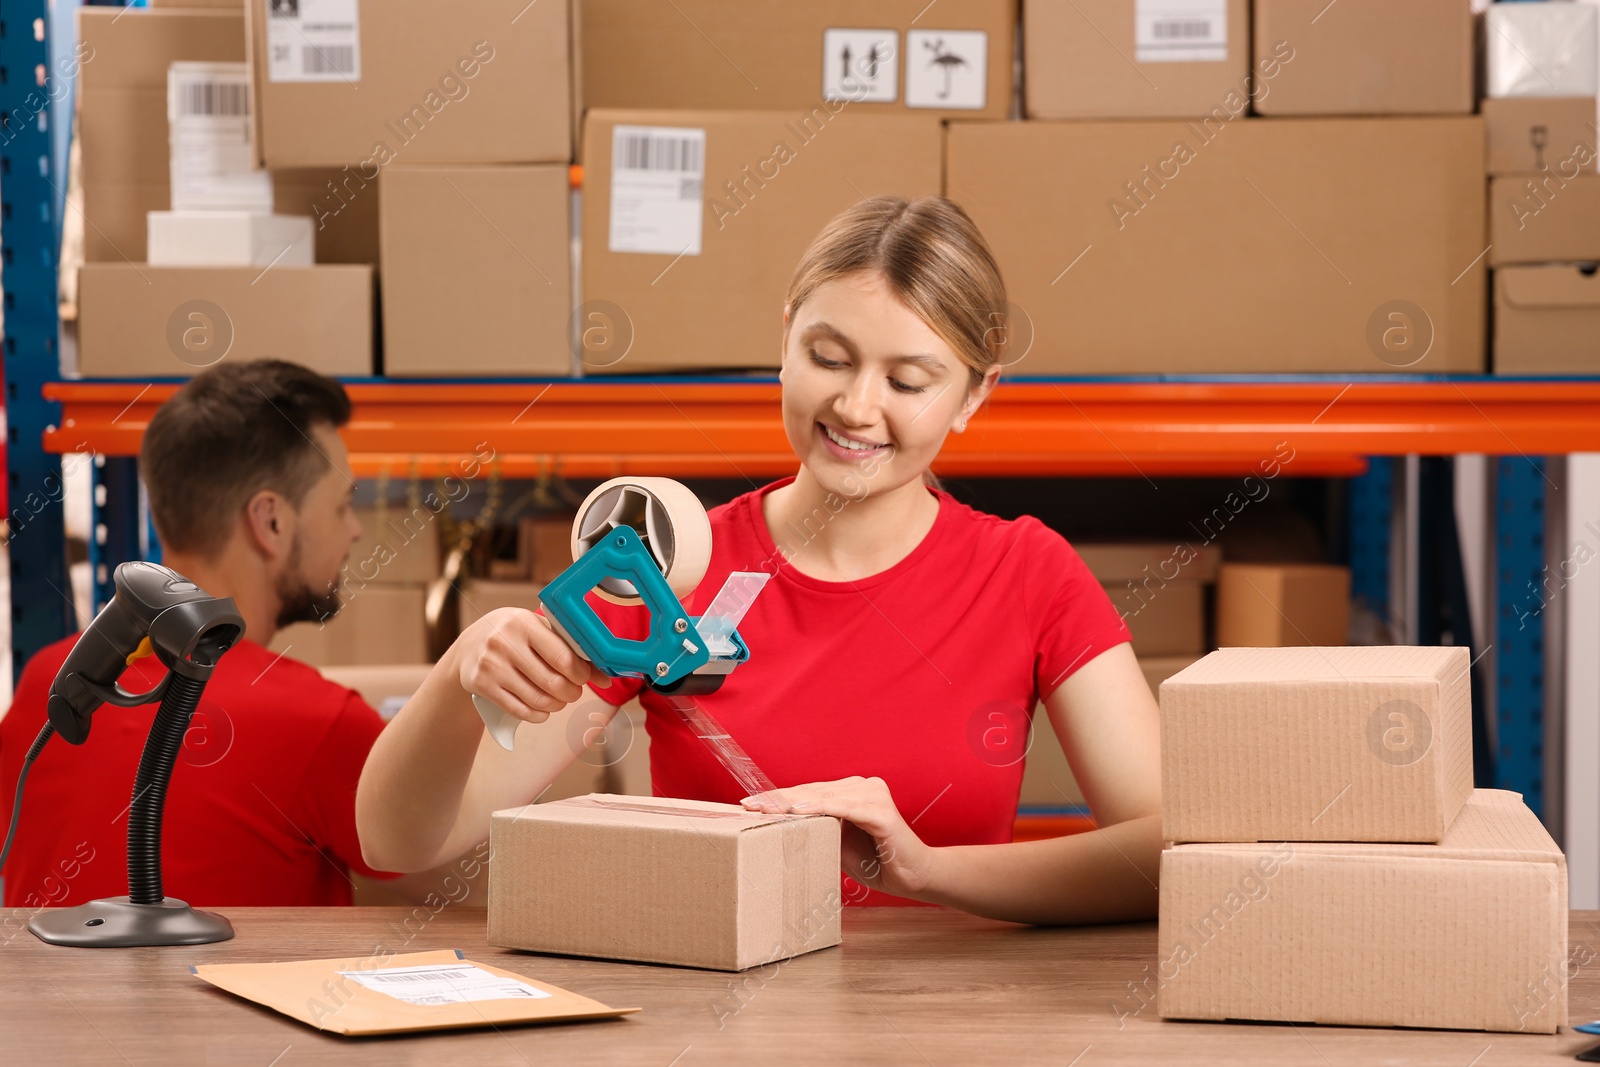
(358, 197, 1162, 925)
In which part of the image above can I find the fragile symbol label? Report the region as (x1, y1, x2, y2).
(822, 28, 898, 103)
(905, 30, 987, 110)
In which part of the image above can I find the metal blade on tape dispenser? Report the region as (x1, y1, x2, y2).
(668, 571, 779, 799)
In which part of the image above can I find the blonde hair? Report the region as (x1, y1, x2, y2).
(785, 196, 1009, 489)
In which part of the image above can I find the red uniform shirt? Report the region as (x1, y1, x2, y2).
(0, 637, 396, 908)
(586, 476, 1131, 905)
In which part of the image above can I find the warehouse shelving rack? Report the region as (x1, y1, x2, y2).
(4, 2, 1599, 869)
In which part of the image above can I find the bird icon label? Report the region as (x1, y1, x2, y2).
(905, 30, 987, 110)
(822, 28, 899, 104)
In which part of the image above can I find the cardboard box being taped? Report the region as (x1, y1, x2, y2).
(1156, 790, 1568, 1033)
(489, 794, 841, 971)
(1161, 646, 1473, 843)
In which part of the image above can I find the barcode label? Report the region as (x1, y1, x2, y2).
(1136, 0, 1228, 63)
(610, 125, 707, 257)
(339, 963, 553, 1006)
(302, 44, 356, 76)
(616, 133, 704, 174)
(267, 0, 361, 83)
(177, 80, 249, 118)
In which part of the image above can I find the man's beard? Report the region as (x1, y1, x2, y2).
(275, 537, 344, 629)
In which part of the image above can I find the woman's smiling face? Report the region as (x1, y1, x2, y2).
(780, 270, 983, 500)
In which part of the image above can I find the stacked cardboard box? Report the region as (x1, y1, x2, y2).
(1156, 646, 1567, 1033)
(1215, 562, 1350, 647)
(1483, 3, 1600, 375)
(1077, 543, 1221, 656)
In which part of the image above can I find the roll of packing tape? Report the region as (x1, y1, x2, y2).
(571, 476, 712, 605)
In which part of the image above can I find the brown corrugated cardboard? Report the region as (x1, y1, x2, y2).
(245, 0, 572, 169)
(946, 117, 1487, 374)
(380, 165, 572, 377)
(270, 585, 429, 667)
(77, 8, 244, 262)
(1494, 265, 1600, 375)
(1252, 0, 1472, 116)
(489, 794, 842, 971)
(192, 949, 637, 1034)
(76, 264, 373, 378)
(1483, 97, 1599, 177)
(1489, 174, 1600, 266)
(1024, 0, 1251, 120)
(1160, 646, 1473, 843)
(1156, 790, 1567, 1033)
(1104, 581, 1205, 657)
(581, 0, 1014, 124)
(583, 110, 942, 373)
(348, 506, 443, 586)
(272, 170, 381, 264)
(1215, 562, 1350, 647)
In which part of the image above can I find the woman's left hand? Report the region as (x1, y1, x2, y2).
(742, 776, 938, 901)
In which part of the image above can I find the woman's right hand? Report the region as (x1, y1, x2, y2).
(454, 607, 611, 725)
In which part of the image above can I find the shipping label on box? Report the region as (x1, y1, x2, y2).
(1160, 646, 1474, 843)
(1136, 0, 1228, 63)
(264, 0, 361, 82)
(489, 794, 842, 971)
(1156, 790, 1568, 1033)
(609, 126, 707, 256)
(167, 61, 273, 212)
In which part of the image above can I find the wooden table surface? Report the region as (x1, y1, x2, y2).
(4, 906, 1600, 1065)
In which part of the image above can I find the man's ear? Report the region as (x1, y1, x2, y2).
(244, 490, 291, 560)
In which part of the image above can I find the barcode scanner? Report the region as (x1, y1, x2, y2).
(1, 562, 247, 947)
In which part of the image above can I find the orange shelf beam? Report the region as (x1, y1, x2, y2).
(41, 379, 1600, 479)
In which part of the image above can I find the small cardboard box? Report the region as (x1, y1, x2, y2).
(1157, 790, 1568, 1033)
(245, 0, 572, 168)
(946, 117, 1487, 374)
(581, 0, 1015, 123)
(348, 506, 444, 586)
(380, 165, 572, 377)
(1215, 563, 1350, 647)
(76, 263, 373, 378)
(1161, 646, 1473, 843)
(1482, 97, 1599, 177)
(1495, 265, 1600, 376)
(582, 109, 941, 373)
(1488, 174, 1600, 266)
(1076, 543, 1221, 658)
(271, 584, 429, 667)
(1252, 0, 1472, 116)
(489, 794, 842, 971)
(1023, 0, 1250, 120)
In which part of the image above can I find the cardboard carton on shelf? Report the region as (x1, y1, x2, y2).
(1215, 562, 1351, 647)
(945, 117, 1487, 374)
(1488, 175, 1600, 266)
(1251, 0, 1472, 116)
(244, 0, 573, 168)
(270, 584, 428, 668)
(1158, 790, 1567, 1033)
(582, 109, 941, 373)
(1494, 265, 1600, 375)
(1160, 645, 1473, 843)
(489, 794, 841, 970)
(582, 0, 1014, 123)
(380, 165, 572, 378)
(1024, 0, 1249, 120)
(75, 263, 373, 378)
(1076, 542, 1223, 657)
(1481, 97, 1598, 177)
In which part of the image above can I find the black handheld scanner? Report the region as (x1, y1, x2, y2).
(46, 562, 246, 746)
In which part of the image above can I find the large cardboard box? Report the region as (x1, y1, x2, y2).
(270, 584, 429, 667)
(1157, 790, 1568, 1033)
(488, 794, 842, 971)
(946, 118, 1487, 374)
(380, 165, 572, 377)
(76, 264, 373, 378)
(1215, 562, 1350, 647)
(1483, 97, 1599, 177)
(76, 8, 379, 264)
(1024, 0, 1251, 120)
(1161, 646, 1473, 843)
(1494, 265, 1600, 376)
(245, 0, 572, 169)
(582, 110, 942, 373)
(1251, 0, 1472, 116)
(1488, 175, 1600, 266)
(581, 0, 1014, 125)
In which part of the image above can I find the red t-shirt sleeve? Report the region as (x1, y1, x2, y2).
(295, 693, 401, 881)
(1025, 521, 1133, 701)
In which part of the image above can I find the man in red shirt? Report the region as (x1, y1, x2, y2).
(0, 360, 403, 909)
